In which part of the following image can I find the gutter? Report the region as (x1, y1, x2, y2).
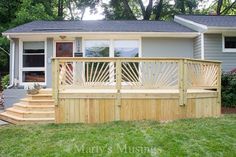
(6, 36, 15, 89)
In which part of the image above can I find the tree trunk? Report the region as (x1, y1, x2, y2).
(122, 0, 137, 20)
(154, 0, 163, 20)
(221, 1, 236, 15)
(58, 0, 64, 20)
(144, 0, 153, 20)
(217, 0, 223, 15)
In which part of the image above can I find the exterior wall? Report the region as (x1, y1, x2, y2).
(46, 38, 53, 87)
(142, 37, 193, 58)
(204, 34, 236, 72)
(193, 35, 201, 59)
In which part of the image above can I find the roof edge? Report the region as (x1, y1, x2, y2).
(174, 16, 208, 32)
(2, 31, 199, 38)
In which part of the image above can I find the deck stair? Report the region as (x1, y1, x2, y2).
(0, 89, 55, 124)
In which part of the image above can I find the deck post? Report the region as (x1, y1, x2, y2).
(179, 59, 188, 106)
(115, 60, 122, 121)
(217, 64, 222, 115)
(52, 59, 59, 106)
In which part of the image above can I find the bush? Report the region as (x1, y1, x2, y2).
(1, 74, 9, 90)
(221, 71, 236, 108)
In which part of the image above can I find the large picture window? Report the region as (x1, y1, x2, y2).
(223, 36, 236, 52)
(21, 41, 45, 83)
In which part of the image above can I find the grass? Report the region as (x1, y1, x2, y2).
(0, 115, 236, 157)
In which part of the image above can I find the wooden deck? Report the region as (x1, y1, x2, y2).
(52, 57, 221, 123)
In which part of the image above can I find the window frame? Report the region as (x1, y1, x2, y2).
(19, 39, 47, 86)
(222, 34, 236, 53)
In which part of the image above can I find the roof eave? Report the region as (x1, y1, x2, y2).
(206, 27, 236, 33)
(2, 31, 199, 38)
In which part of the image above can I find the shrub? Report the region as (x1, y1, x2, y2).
(221, 71, 236, 108)
(1, 74, 9, 90)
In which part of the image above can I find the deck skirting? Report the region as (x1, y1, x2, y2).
(55, 89, 220, 123)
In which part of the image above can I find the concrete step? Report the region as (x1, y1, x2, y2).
(20, 98, 54, 106)
(0, 112, 54, 124)
(14, 103, 55, 112)
(5, 108, 54, 118)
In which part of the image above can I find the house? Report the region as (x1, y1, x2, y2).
(0, 15, 234, 124)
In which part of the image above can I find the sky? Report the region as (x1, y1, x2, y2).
(83, 0, 215, 20)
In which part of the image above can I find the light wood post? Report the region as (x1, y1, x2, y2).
(217, 64, 222, 115)
(179, 59, 187, 106)
(115, 60, 122, 121)
(52, 59, 59, 106)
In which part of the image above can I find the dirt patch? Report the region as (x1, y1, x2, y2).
(221, 107, 236, 114)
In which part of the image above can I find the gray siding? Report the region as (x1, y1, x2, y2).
(193, 35, 201, 59)
(204, 34, 236, 72)
(46, 38, 53, 87)
(142, 37, 193, 58)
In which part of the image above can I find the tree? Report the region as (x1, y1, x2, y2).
(65, 0, 100, 20)
(103, 0, 166, 20)
(0, 0, 57, 74)
(174, 0, 198, 14)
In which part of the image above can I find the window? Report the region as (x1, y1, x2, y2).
(114, 40, 139, 82)
(21, 41, 45, 83)
(85, 40, 109, 57)
(114, 40, 139, 57)
(223, 36, 236, 52)
(84, 40, 110, 82)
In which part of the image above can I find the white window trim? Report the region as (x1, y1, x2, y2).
(19, 39, 47, 86)
(222, 34, 236, 53)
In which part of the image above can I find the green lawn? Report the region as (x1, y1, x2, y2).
(0, 115, 236, 157)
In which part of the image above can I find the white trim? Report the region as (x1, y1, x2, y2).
(3, 32, 199, 38)
(174, 16, 208, 32)
(222, 34, 236, 53)
(200, 33, 204, 59)
(19, 39, 47, 86)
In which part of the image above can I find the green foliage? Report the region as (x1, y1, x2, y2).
(222, 72, 236, 108)
(1, 74, 9, 89)
(12, 0, 54, 26)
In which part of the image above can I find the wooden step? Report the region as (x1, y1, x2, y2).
(5, 108, 54, 118)
(27, 94, 52, 100)
(0, 112, 54, 124)
(14, 103, 55, 112)
(39, 89, 52, 94)
(20, 98, 54, 106)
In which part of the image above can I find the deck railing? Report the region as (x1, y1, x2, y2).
(52, 57, 221, 106)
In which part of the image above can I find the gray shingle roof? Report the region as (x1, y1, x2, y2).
(3, 20, 195, 34)
(178, 15, 236, 27)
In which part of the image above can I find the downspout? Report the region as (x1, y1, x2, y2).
(7, 36, 15, 89)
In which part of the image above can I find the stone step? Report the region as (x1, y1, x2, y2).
(5, 108, 54, 118)
(0, 112, 54, 124)
(14, 103, 55, 112)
